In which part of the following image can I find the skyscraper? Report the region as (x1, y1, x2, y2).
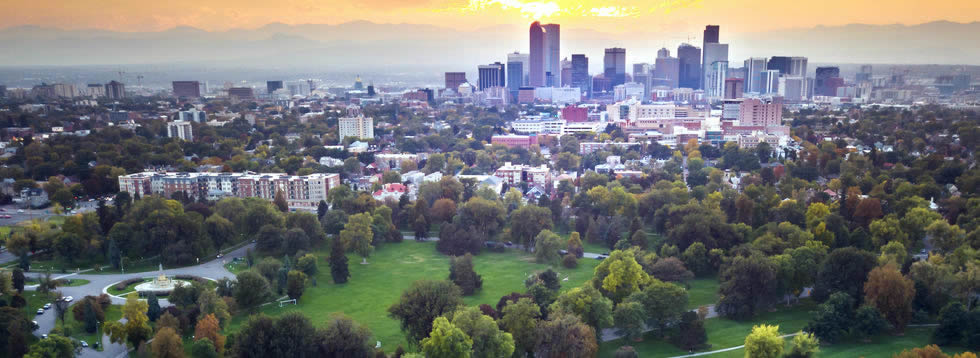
(445, 72, 467, 90)
(856, 65, 873, 83)
(529, 22, 545, 87)
(506, 60, 523, 99)
(705, 61, 729, 98)
(604, 48, 626, 87)
(743, 58, 768, 93)
(172, 81, 201, 98)
(815, 66, 841, 96)
(105, 80, 125, 100)
(701, 25, 720, 89)
(760, 70, 780, 94)
(767, 56, 792, 75)
(724, 78, 744, 99)
(507, 52, 530, 86)
(654, 56, 680, 89)
(789, 57, 808, 77)
(703, 43, 729, 94)
(267, 80, 284, 94)
(570, 54, 590, 97)
(478, 62, 506, 91)
(543, 24, 560, 87)
(560, 58, 572, 88)
(677, 43, 701, 89)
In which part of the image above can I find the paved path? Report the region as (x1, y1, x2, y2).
(24, 243, 253, 357)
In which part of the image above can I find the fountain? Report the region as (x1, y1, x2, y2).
(133, 264, 186, 294)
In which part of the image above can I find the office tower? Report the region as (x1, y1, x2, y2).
(52, 83, 78, 98)
(478, 62, 506, 91)
(702, 43, 728, 92)
(104, 81, 125, 99)
(529, 22, 545, 87)
(743, 57, 768, 93)
(657, 47, 670, 58)
(760, 70, 780, 94)
(445, 72, 467, 90)
(87, 84, 105, 98)
(724, 78, 744, 99)
(654, 56, 680, 89)
(701, 25, 720, 89)
(507, 60, 523, 99)
(179, 109, 207, 123)
(677, 43, 701, 89)
(633, 63, 650, 78)
(632, 63, 651, 99)
(172, 81, 201, 98)
(705, 61, 729, 98)
(570, 54, 590, 96)
(815, 66, 841, 96)
(604, 48, 627, 87)
(767, 56, 791, 74)
(228, 87, 255, 100)
(266, 81, 284, 94)
(167, 121, 194, 141)
(507, 52, 530, 85)
(339, 116, 375, 140)
(856, 65, 873, 83)
(560, 58, 572, 88)
(543, 23, 560, 86)
(778, 76, 805, 102)
(789, 57, 808, 77)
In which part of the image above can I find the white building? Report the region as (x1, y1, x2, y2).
(614, 82, 645, 101)
(167, 121, 193, 141)
(178, 109, 208, 123)
(339, 116, 375, 140)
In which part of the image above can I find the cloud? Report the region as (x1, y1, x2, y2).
(457, 0, 644, 19)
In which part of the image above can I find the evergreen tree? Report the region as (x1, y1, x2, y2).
(108, 239, 122, 270)
(146, 293, 161, 322)
(329, 239, 350, 284)
(317, 200, 329, 219)
(83, 301, 98, 333)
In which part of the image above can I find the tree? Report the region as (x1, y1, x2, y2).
(388, 280, 464, 345)
(853, 305, 888, 342)
(534, 230, 564, 264)
(317, 200, 329, 219)
(340, 213, 374, 264)
(156, 313, 180, 335)
(499, 298, 540, 357)
(672, 311, 708, 351)
(743, 325, 783, 358)
(316, 314, 375, 357)
(2, 306, 33, 358)
(104, 293, 153, 349)
(449, 254, 483, 295)
(785, 332, 820, 358)
(630, 279, 688, 337)
(295, 253, 318, 277)
(448, 307, 515, 358)
(273, 190, 288, 212)
(328, 238, 350, 284)
(255, 224, 284, 255)
(190, 339, 218, 358)
(430, 198, 457, 224)
(864, 264, 916, 333)
(933, 302, 968, 346)
(147, 293, 161, 322)
(812, 247, 877, 303)
(11, 269, 25, 293)
(804, 292, 855, 343)
(24, 334, 74, 358)
(534, 312, 598, 358)
(421, 317, 472, 358)
(550, 285, 614, 333)
(510, 205, 554, 249)
(567, 232, 584, 258)
(282, 228, 310, 257)
(717, 254, 778, 319)
(194, 314, 225, 355)
(613, 300, 646, 342)
(870, 217, 909, 249)
(197, 289, 230, 327)
(591, 249, 650, 303)
(648, 257, 695, 284)
(286, 270, 308, 300)
(234, 270, 271, 311)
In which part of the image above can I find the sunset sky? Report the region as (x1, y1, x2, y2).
(5, 0, 980, 33)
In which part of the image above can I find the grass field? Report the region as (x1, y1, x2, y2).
(686, 276, 719, 309)
(225, 240, 603, 352)
(106, 278, 153, 296)
(706, 326, 966, 358)
(21, 291, 56, 318)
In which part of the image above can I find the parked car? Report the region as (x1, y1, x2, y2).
(17, 209, 24, 213)
(63, 296, 73, 302)
(41, 334, 48, 339)
(36, 308, 44, 315)
(596, 255, 606, 260)
(43, 303, 51, 309)
(216, 254, 223, 259)
(80, 341, 88, 348)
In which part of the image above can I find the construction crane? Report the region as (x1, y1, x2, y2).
(117, 70, 126, 82)
(137, 75, 144, 88)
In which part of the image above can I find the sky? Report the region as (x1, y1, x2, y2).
(5, 0, 980, 33)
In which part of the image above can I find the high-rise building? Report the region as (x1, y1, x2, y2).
(703, 43, 728, 93)
(339, 116, 375, 140)
(767, 57, 792, 75)
(604, 48, 627, 87)
(228, 87, 255, 100)
(172, 81, 201, 98)
(543, 24, 561, 87)
(506, 61, 524, 99)
(267, 81, 284, 94)
(677, 44, 701, 89)
(53, 83, 78, 98)
(105, 80, 125, 99)
(743, 58, 768, 93)
(529, 22, 546, 87)
(657, 48, 671, 58)
(87, 84, 106, 98)
(0, 85, 6, 98)
(167, 121, 194, 141)
(560, 58, 572, 88)
(789, 57, 808, 77)
(778, 76, 805, 102)
(705, 61, 729, 99)
(760, 70, 781, 94)
(856, 65, 873, 83)
(507, 52, 530, 86)
(445, 72, 467, 90)
(570, 54, 590, 96)
(815, 67, 841, 96)
(178, 109, 208, 123)
(701, 25, 720, 89)
(737, 97, 783, 127)
(724, 78, 744, 99)
(654, 56, 680, 89)
(478, 62, 506, 91)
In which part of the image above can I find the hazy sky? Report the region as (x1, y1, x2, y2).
(6, 0, 980, 33)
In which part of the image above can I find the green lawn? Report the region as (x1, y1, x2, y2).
(599, 300, 818, 357)
(21, 291, 56, 317)
(54, 304, 122, 351)
(226, 240, 602, 352)
(107, 278, 153, 296)
(707, 326, 966, 358)
(686, 276, 719, 309)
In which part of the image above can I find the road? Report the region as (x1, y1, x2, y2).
(25, 243, 253, 358)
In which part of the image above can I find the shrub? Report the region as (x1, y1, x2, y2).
(562, 254, 578, 268)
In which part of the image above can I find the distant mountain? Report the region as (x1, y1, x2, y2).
(0, 21, 978, 70)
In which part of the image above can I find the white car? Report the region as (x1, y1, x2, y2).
(43, 303, 51, 309)
(63, 296, 73, 302)
(80, 341, 88, 348)
(17, 209, 24, 213)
